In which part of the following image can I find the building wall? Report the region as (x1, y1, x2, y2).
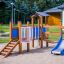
(46, 13, 61, 25)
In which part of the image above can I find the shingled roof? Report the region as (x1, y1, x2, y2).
(36, 3, 64, 16)
(36, 12, 49, 16)
(44, 4, 64, 13)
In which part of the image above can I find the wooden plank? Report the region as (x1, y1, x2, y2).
(40, 16, 43, 48)
(3, 49, 10, 52)
(0, 41, 12, 54)
(5, 47, 12, 49)
(31, 16, 34, 48)
(18, 21, 22, 53)
(10, 21, 12, 41)
(27, 22, 30, 52)
(1, 51, 8, 55)
(27, 43, 30, 52)
(38, 17, 41, 46)
(5, 41, 19, 57)
(18, 42, 22, 53)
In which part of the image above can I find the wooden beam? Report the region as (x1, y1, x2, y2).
(39, 16, 43, 48)
(27, 21, 30, 52)
(38, 17, 41, 46)
(45, 16, 49, 25)
(18, 21, 22, 53)
(10, 21, 12, 41)
(31, 17, 34, 48)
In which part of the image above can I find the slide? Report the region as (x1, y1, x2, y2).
(51, 36, 64, 55)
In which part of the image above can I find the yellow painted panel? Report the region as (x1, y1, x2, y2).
(46, 13, 61, 25)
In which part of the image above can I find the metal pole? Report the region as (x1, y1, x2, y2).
(12, 4, 13, 24)
(11, 3, 14, 25)
(14, 8, 15, 24)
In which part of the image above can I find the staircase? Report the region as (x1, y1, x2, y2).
(0, 41, 19, 57)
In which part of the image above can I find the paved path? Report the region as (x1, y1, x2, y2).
(0, 41, 64, 64)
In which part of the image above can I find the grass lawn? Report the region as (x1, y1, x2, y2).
(0, 24, 10, 32)
(48, 26, 61, 41)
(0, 24, 61, 43)
(0, 38, 10, 43)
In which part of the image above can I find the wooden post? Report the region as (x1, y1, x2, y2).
(45, 16, 48, 25)
(31, 16, 34, 48)
(40, 16, 43, 48)
(27, 21, 30, 52)
(18, 21, 22, 53)
(45, 17, 49, 47)
(38, 18, 41, 46)
(46, 37, 48, 47)
(10, 21, 12, 41)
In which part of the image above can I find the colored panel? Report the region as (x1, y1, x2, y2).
(47, 13, 61, 25)
(28, 27, 32, 39)
(12, 28, 18, 39)
(42, 27, 47, 33)
(33, 27, 35, 38)
(21, 27, 26, 39)
(34, 27, 40, 39)
(21, 27, 33, 43)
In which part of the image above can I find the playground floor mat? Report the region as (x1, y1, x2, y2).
(0, 41, 64, 64)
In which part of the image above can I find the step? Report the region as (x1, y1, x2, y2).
(1, 51, 7, 56)
(9, 42, 16, 45)
(0, 41, 19, 57)
(5, 46, 13, 50)
(10, 42, 16, 44)
(8, 44, 15, 47)
(3, 49, 10, 52)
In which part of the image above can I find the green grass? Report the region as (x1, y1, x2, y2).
(0, 24, 61, 43)
(48, 34, 60, 41)
(0, 24, 18, 32)
(47, 26, 61, 41)
(0, 38, 10, 43)
(48, 26, 60, 32)
(0, 24, 10, 43)
(0, 24, 10, 32)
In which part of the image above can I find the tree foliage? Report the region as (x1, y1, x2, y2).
(0, 0, 64, 24)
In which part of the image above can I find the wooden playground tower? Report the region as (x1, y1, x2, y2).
(0, 15, 47, 57)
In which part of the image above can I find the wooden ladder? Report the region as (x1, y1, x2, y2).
(0, 41, 19, 57)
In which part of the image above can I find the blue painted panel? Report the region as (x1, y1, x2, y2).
(33, 27, 35, 38)
(42, 27, 47, 33)
(12, 28, 19, 39)
(36, 27, 40, 39)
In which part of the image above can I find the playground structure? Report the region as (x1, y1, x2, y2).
(0, 11, 64, 57)
(0, 15, 49, 57)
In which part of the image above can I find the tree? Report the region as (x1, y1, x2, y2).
(0, 1, 6, 10)
(20, 1, 30, 23)
(31, 1, 39, 14)
(1, 0, 64, 24)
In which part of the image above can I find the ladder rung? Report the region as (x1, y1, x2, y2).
(9, 42, 16, 44)
(8, 44, 15, 47)
(3, 49, 10, 52)
(1, 52, 7, 55)
(10, 42, 16, 44)
(5, 47, 12, 49)
(0, 41, 19, 57)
